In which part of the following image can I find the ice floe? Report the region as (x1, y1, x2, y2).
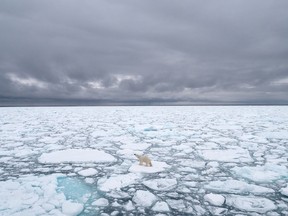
(204, 193, 225, 206)
(124, 200, 135, 211)
(199, 148, 253, 162)
(205, 179, 274, 194)
(152, 201, 170, 212)
(132, 190, 158, 207)
(226, 195, 277, 213)
(280, 186, 288, 196)
(78, 168, 98, 177)
(232, 164, 288, 182)
(97, 173, 140, 192)
(38, 149, 116, 164)
(143, 178, 177, 191)
(92, 198, 109, 207)
(62, 201, 84, 216)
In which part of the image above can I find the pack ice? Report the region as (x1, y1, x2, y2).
(0, 106, 288, 215)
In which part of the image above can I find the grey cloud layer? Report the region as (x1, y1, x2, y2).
(1, 0, 288, 105)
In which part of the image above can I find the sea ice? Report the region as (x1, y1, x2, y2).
(78, 168, 98, 177)
(152, 201, 170, 212)
(92, 198, 109, 207)
(232, 164, 288, 182)
(132, 190, 158, 207)
(280, 186, 288, 197)
(208, 207, 228, 215)
(97, 173, 140, 192)
(124, 200, 135, 211)
(129, 161, 170, 173)
(166, 199, 186, 210)
(204, 193, 225, 206)
(198, 148, 253, 162)
(205, 179, 274, 194)
(143, 178, 177, 191)
(62, 200, 84, 216)
(1, 106, 288, 215)
(226, 195, 277, 213)
(0, 174, 75, 216)
(38, 149, 116, 164)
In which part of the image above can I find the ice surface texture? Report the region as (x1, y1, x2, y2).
(0, 106, 288, 215)
(38, 149, 116, 163)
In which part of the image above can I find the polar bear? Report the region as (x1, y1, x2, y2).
(134, 154, 152, 167)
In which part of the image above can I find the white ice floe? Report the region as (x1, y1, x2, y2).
(78, 168, 98, 177)
(198, 148, 253, 162)
(280, 186, 288, 196)
(106, 190, 130, 199)
(92, 198, 109, 207)
(177, 160, 206, 168)
(62, 200, 84, 216)
(97, 173, 140, 192)
(232, 164, 288, 182)
(208, 207, 228, 216)
(152, 201, 170, 212)
(166, 199, 186, 210)
(129, 161, 170, 173)
(124, 200, 135, 211)
(143, 178, 177, 191)
(132, 190, 158, 207)
(206, 161, 219, 168)
(38, 149, 116, 164)
(85, 178, 94, 184)
(182, 181, 198, 188)
(14, 149, 36, 157)
(205, 179, 274, 194)
(204, 193, 225, 206)
(226, 195, 277, 213)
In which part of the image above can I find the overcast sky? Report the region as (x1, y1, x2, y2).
(1, 0, 288, 105)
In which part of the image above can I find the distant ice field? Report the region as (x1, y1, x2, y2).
(0, 106, 287, 215)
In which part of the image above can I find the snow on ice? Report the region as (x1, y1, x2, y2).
(38, 149, 116, 164)
(204, 193, 225, 206)
(205, 179, 275, 194)
(226, 195, 277, 213)
(132, 190, 158, 207)
(97, 173, 141, 192)
(78, 168, 98, 177)
(152, 201, 170, 212)
(62, 201, 84, 216)
(198, 148, 253, 162)
(232, 164, 288, 182)
(92, 198, 109, 207)
(143, 178, 177, 191)
(0, 106, 288, 215)
(280, 186, 288, 197)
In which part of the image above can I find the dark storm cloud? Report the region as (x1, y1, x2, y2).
(1, 0, 288, 105)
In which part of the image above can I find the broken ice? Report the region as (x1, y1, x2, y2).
(0, 106, 288, 215)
